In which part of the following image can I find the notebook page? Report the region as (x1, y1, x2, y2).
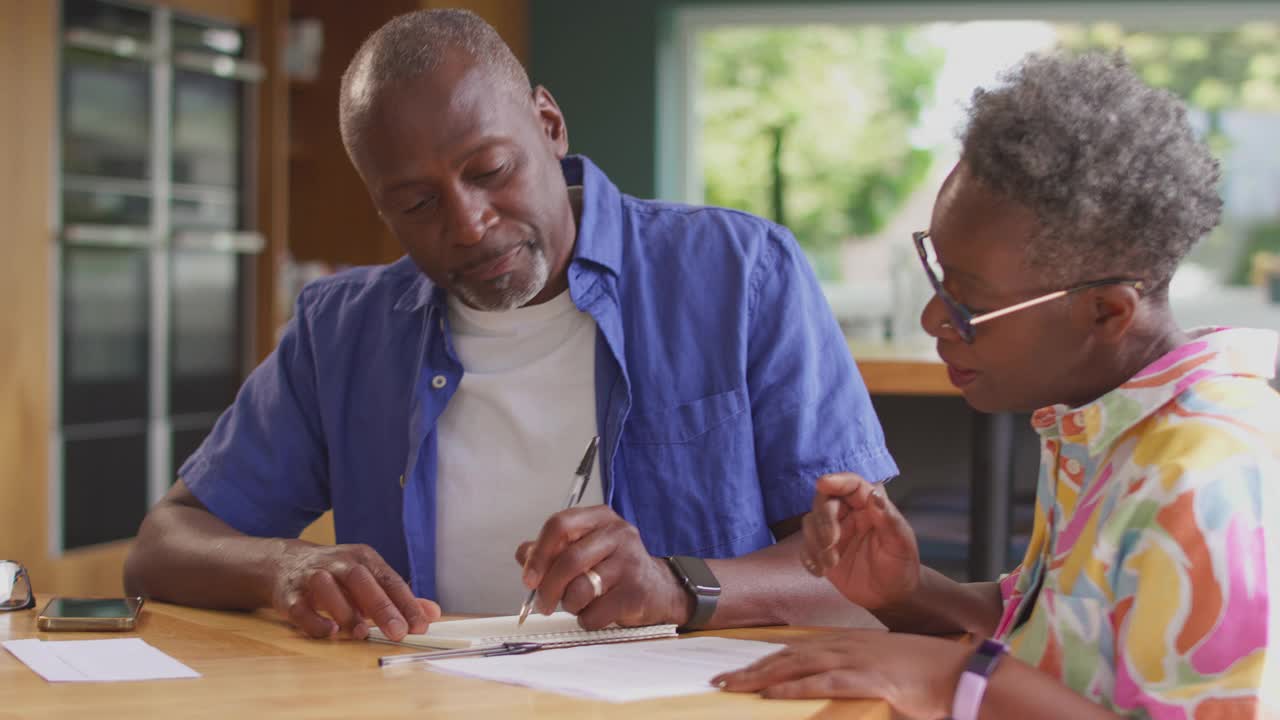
(368, 612, 677, 649)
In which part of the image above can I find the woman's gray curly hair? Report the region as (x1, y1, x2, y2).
(960, 51, 1222, 295)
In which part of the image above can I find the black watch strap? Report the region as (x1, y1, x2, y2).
(666, 555, 720, 632)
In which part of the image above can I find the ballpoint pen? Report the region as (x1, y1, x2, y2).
(378, 642, 543, 667)
(517, 435, 599, 626)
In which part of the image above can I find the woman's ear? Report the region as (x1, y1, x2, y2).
(1086, 284, 1141, 344)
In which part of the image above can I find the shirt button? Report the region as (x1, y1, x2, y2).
(1065, 458, 1082, 475)
(399, 474, 406, 488)
(431, 374, 448, 389)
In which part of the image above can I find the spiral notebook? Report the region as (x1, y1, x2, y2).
(367, 612, 678, 650)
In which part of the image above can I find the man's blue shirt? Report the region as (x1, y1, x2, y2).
(181, 155, 898, 599)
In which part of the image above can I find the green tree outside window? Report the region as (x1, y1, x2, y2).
(699, 27, 943, 281)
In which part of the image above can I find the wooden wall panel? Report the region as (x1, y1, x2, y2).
(44, 543, 133, 597)
(166, 0, 257, 24)
(254, 0, 290, 361)
(0, 0, 56, 591)
(286, 0, 414, 268)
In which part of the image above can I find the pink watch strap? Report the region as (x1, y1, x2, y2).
(948, 638, 1007, 720)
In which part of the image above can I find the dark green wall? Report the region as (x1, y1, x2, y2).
(530, 1, 661, 197)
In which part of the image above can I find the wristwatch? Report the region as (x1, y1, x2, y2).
(946, 638, 1008, 720)
(665, 555, 720, 631)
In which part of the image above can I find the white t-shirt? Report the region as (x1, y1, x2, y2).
(433, 288, 602, 615)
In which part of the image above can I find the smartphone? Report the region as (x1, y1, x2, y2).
(36, 596, 144, 632)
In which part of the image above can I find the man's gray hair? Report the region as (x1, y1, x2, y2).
(961, 51, 1222, 294)
(338, 9, 530, 154)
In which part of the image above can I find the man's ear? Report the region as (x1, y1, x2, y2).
(532, 85, 569, 158)
(1086, 283, 1141, 344)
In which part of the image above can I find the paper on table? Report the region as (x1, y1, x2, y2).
(3, 638, 201, 682)
(422, 636, 781, 703)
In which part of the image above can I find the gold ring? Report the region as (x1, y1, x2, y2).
(584, 569, 604, 599)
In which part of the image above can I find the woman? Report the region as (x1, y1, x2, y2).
(714, 52, 1279, 719)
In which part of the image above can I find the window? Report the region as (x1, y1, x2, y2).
(667, 5, 1280, 348)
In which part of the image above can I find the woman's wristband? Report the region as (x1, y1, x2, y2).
(945, 637, 1007, 720)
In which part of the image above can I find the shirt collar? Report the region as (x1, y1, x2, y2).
(391, 256, 435, 313)
(563, 154, 623, 278)
(1032, 327, 1279, 454)
(393, 154, 622, 315)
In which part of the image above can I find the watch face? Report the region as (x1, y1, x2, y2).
(670, 556, 721, 596)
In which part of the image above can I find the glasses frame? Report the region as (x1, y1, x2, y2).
(0, 560, 34, 612)
(912, 230, 1145, 344)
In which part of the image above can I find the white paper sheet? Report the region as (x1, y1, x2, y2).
(423, 636, 781, 703)
(3, 638, 201, 682)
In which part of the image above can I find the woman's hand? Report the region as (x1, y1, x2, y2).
(711, 630, 967, 719)
(801, 473, 921, 610)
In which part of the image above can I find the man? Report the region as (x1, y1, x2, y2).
(124, 10, 896, 642)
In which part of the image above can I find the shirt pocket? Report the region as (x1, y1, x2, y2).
(623, 386, 750, 445)
(618, 386, 770, 557)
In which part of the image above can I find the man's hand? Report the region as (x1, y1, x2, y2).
(270, 541, 441, 641)
(801, 473, 921, 610)
(515, 506, 692, 630)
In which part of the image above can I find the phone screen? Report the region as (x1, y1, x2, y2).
(44, 597, 141, 619)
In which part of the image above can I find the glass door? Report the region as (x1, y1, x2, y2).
(58, 0, 156, 549)
(61, 0, 154, 231)
(168, 15, 263, 478)
(61, 245, 151, 425)
(55, 0, 263, 548)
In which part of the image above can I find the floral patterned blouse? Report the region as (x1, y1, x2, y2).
(994, 327, 1280, 719)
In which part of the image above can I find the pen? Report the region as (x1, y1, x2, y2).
(517, 435, 599, 626)
(378, 642, 543, 667)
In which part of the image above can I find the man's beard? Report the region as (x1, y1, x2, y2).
(453, 243, 551, 312)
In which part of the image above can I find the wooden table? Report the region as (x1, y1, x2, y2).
(852, 342, 1017, 582)
(1, 597, 892, 719)
(850, 343, 960, 398)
